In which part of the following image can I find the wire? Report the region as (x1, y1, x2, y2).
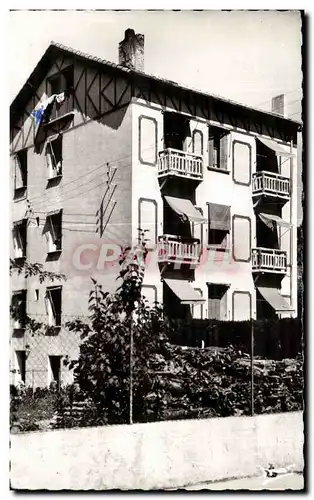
(26, 139, 159, 207)
(252, 89, 301, 109)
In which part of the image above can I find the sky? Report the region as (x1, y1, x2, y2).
(9, 10, 302, 117)
(9, 10, 303, 221)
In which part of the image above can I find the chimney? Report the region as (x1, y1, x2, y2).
(271, 94, 285, 116)
(119, 29, 144, 72)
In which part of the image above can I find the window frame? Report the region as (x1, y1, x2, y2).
(13, 149, 28, 197)
(12, 220, 27, 260)
(11, 290, 27, 330)
(46, 210, 63, 254)
(45, 135, 63, 180)
(45, 286, 62, 328)
(207, 283, 229, 320)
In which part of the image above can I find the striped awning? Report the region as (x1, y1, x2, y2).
(164, 196, 207, 223)
(257, 137, 293, 158)
(164, 279, 205, 305)
(257, 287, 294, 312)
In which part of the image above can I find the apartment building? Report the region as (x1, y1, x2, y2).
(10, 29, 301, 388)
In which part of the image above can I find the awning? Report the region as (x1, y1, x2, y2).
(258, 213, 291, 230)
(257, 287, 294, 312)
(13, 218, 27, 226)
(164, 196, 207, 223)
(257, 137, 293, 158)
(164, 279, 205, 304)
(208, 203, 231, 231)
(47, 209, 62, 217)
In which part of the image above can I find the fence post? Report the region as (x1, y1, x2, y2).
(250, 318, 254, 416)
(129, 318, 133, 425)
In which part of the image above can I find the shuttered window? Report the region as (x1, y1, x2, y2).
(207, 284, 228, 320)
(192, 130, 203, 156)
(232, 215, 251, 262)
(45, 211, 62, 253)
(45, 287, 62, 327)
(46, 136, 63, 179)
(14, 150, 27, 192)
(208, 127, 229, 171)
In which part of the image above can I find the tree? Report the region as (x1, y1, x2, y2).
(65, 236, 175, 425)
(10, 258, 66, 335)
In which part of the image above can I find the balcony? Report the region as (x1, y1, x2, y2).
(158, 148, 203, 181)
(158, 235, 201, 266)
(252, 248, 287, 274)
(252, 171, 290, 203)
(47, 94, 74, 124)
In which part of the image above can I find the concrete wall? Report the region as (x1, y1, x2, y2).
(10, 411, 304, 490)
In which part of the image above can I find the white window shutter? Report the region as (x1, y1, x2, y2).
(46, 143, 53, 178)
(45, 291, 55, 326)
(14, 156, 23, 189)
(220, 133, 229, 170)
(208, 137, 214, 167)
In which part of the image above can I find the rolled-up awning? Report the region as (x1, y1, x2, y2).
(257, 287, 294, 312)
(47, 209, 62, 217)
(258, 213, 291, 230)
(257, 137, 293, 158)
(164, 196, 207, 223)
(208, 203, 231, 231)
(164, 279, 205, 304)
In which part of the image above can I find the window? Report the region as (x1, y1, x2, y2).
(45, 287, 62, 327)
(45, 211, 62, 253)
(47, 66, 74, 121)
(208, 127, 229, 171)
(192, 289, 204, 319)
(48, 355, 62, 387)
(15, 350, 26, 383)
(192, 130, 203, 156)
(14, 150, 27, 195)
(12, 220, 27, 259)
(11, 290, 27, 329)
(207, 284, 228, 320)
(46, 136, 62, 179)
(34, 289, 39, 302)
(207, 203, 231, 250)
(48, 66, 74, 97)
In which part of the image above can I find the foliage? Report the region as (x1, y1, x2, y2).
(10, 258, 66, 336)
(10, 385, 58, 432)
(10, 258, 66, 283)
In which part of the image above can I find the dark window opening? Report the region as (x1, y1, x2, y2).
(13, 220, 27, 259)
(46, 136, 63, 178)
(45, 287, 62, 327)
(47, 66, 74, 121)
(256, 215, 279, 249)
(208, 126, 229, 170)
(208, 229, 228, 247)
(256, 140, 279, 174)
(16, 350, 26, 383)
(163, 112, 191, 151)
(14, 150, 27, 195)
(46, 212, 62, 253)
(12, 290, 27, 329)
(49, 355, 62, 386)
(163, 282, 192, 321)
